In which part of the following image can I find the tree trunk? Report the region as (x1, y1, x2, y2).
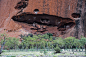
(0, 49, 2, 54)
(0, 36, 6, 54)
(0, 44, 4, 54)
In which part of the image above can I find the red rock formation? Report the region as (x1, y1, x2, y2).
(0, 0, 85, 38)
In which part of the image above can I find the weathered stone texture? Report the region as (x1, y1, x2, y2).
(0, 0, 85, 38)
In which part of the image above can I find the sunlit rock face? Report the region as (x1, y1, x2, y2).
(0, 0, 85, 38)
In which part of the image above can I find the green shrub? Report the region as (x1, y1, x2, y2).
(11, 56, 16, 57)
(40, 50, 43, 53)
(85, 54, 86, 56)
(54, 47, 61, 53)
(2, 50, 6, 53)
(44, 50, 47, 54)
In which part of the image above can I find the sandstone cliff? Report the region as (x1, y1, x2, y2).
(0, 0, 85, 38)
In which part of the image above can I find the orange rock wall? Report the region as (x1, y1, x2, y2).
(24, 0, 78, 18)
(1, 0, 85, 38)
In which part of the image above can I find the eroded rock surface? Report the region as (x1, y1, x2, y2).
(0, 0, 85, 38)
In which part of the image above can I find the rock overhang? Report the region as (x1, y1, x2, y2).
(11, 12, 76, 36)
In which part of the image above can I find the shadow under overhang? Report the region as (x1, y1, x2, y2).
(12, 12, 75, 32)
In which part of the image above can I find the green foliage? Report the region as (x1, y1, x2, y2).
(0, 33, 8, 45)
(1, 32, 86, 51)
(5, 37, 19, 49)
(80, 36, 86, 46)
(18, 44, 22, 49)
(0, 38, 3, 45)
(20, 34, 55, 49)
(42, 34, 49, 39)
(2, 50, 6, 53)
(0, 33, 8, 54)
(47, 33, 53, 36)
(27, 34, 33, 37)
(54, 46, 61, 53)
(19, 34, 86, 49)
(11, 56, 16, 57)
(73, 39, 81, 48)
(64, 37, 75, 48)
(43, 49, 47, 54)
(85, 54, 86, 56)
(53, 37, 64, 48)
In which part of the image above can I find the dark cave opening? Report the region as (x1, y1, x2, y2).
(34, 9, 39, 14)
(71, 13, 81, 18)
(12, 13, 57, 26)
(12, 12, 75, 32)
(57, 22, 75, 31)
(34, 9, 39, 12)
(21, 0, 29, 1)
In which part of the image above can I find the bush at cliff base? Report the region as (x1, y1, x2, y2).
(54, 46, 61, 53)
